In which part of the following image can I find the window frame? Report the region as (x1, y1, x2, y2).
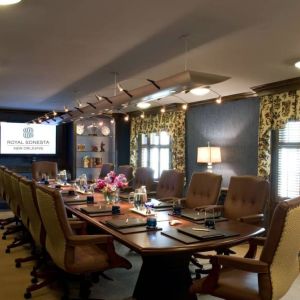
(137, 131, 172, 179)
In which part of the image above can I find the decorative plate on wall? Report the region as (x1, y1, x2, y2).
(76, 124, 85, 135)
(101, 126, 110, 136)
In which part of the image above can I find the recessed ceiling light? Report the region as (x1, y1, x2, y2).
(0, 0, 22, 5)
(295, 61, 300, 69)
(137, 102, 151, 109)
(190, 87, 210, 96)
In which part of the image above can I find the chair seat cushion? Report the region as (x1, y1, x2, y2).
(68, 244, 110, 273)
(191, 268, 260, 300)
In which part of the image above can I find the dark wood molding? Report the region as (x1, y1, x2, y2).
(187, 92, 257, 108)
(251, 76, 300, 96)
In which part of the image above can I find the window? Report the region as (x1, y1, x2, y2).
(138, 131, 171, 179)
(275, 121, 300, 198)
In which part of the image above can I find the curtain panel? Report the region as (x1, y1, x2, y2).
(258, 90, 300, 178)
(130, 111, 186, 173)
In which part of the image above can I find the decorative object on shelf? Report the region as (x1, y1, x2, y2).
(91, 145, 98, 152)
(100, 141, 105, 152)
(101, 125, 110, 136)
(95, 157, 102, 167)
(76, 123, 85, 135)
(77, 144, 86, 151)
(83, 156, 90, 168)
(95, 171, 128, 204)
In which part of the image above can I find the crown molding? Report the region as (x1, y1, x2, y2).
(251, 76, 300, 96)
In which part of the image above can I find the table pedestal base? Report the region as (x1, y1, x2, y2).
(133, 253, 196, 300)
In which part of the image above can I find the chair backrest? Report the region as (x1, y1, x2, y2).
(116, 165, 133, 184)
(156, 169, 184, 199)
(10, 172, 29, 228)
(19, 178, 44, 247)
(186, 172, 222, 208)
(2, 169, 18, 215)
(224, 176, 270, 220)
(133, 167, 154, 191)
(32, 161, 58, 181)
(259, 197, 300, 300)
(0, 165, 6, 199)
(99, 163, 114, 179)
(35, 184, 73, 270)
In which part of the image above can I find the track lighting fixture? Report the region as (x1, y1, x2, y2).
(53, 110, 57, 116)
(95, 95, 103, 102)
(216, 97, 222, 104)
(182, 103, 188, 110)
(110, 118, 115, 124)
(64, 106, 69, 112)
(124, 114, 129, 122)
(99, 121, 103, 126)
(160, 107, 166, 113)
(140, 112, 145, 119)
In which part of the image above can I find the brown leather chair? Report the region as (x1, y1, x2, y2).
(35, 184, 131, 298)
(32, 161, 58, 181)
(183, 172, 222, 208)
(214, 175, 270, 225)
(150, 169, 184, 200)
(190, 197, 300, 300)
(133, 167, 154, 192)
(116, 165, 133, 184)
(99, 163, 114, 179)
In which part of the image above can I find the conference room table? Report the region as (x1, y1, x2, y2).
(61, 190, 264, 300)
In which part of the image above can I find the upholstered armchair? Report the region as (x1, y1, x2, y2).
(98, 163, 114, 179)
(35, 184, 131, 299)
(204, 175, 270, 226)
(148, 169, 184, 200)
(32, 161, 58, 181)
(181, 172, 222, 208)
(116, 165, 133, 185)
(190, 197, 300, 300)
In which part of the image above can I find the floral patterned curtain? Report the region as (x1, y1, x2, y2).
(130, 111, 186, 173)
(258, 90, 300, 178)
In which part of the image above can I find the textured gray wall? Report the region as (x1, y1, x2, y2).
(186, 97, 260, 187)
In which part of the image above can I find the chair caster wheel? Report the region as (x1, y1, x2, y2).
(15, 261, 21, 268)
(31, 277, 38, 284)
(5, 248, 10, 253)
(24, 292, 32, 299)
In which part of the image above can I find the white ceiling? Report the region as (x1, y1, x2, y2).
(1, 0, 300, 113)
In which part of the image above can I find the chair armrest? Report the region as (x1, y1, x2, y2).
(212, 255, 269, 273)
(238, 214, 264, 225)
(245, 237, 267, 258)
(68, 220, 86, 234)
(68, 234, 113, 246)
(194, 205, 224, 213)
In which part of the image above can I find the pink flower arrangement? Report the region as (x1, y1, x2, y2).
(96, 171, 128, 193)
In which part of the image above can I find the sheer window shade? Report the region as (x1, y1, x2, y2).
(277, 121, 300, 198)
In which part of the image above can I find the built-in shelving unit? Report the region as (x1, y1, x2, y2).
(74, 116, 115, 181)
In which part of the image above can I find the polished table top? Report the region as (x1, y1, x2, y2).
(62, 191, 265, 256)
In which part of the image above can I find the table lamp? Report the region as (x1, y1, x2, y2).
(197, 142, 221, 172)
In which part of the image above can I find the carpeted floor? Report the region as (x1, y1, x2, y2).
(0, 210, 299, 300)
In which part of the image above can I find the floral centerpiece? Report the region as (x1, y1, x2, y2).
(95, 171, 128, 204)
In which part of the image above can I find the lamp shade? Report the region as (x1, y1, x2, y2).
(197, 146, 221, 163)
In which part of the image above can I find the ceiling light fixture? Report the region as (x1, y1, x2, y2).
(137, 102, 151, 109)
(190, 87, 211, 96)
(216, 97, 222, 104)
(124, 114, 129, 122)
(295, 61, 300, 69)
(182, 103, 188, 110)
(0, 0, 22, 5)
(140, 112, 145, 119)
(64, 106, 69, 112)
(160, 107, 166, 113)
(110, 118, 115, 124)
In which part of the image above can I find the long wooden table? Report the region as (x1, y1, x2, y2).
(63, 192, 264, 300)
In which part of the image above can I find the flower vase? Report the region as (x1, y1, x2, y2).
(103, 191, 117, 204)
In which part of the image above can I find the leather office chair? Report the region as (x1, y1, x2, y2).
(133, 167, 155, 192)
(98, 163, 114, 179)
(209, 175, 270, 226)
(182, 172, 222, 208)
(191, 175, 270, 278)
(149, 169, 184, 200)
(35, 184, 131, 299)
(32, 161, 58, 181)
(190, 197, 300, 300)
(116, 165, 133, 185)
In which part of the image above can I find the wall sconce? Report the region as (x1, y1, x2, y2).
(197, 142, 221, 172)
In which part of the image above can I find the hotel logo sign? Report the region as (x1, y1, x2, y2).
(23, 127, 34, 139)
